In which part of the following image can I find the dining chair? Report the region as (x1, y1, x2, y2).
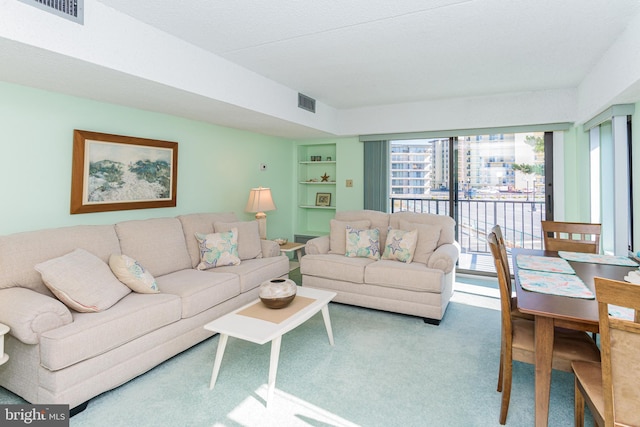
(488, 231, 601, 425)
(572, 277, 640, 427)
(491, 225, 533, 321)
(541, 221, 601, 254)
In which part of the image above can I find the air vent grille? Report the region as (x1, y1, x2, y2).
(19, 0, 84, 24)
(298, 93, 316, 113)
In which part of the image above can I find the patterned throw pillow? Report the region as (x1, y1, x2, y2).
(109, 254, 159, 293)
(382, 228, 419, 263)
(345, 226, 380, 260)
(195, 229, 241, 270)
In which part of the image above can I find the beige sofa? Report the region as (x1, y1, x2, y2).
(301, 210, 458, 324)
(0, 212, 289, 412)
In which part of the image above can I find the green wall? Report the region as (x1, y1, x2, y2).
(0, 81, 296, 238)
(562, 101, 640, 252)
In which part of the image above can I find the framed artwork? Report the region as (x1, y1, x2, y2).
(315, 192, 331, 207)
(70, 130, 178, 214)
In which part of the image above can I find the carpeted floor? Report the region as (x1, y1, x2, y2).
(0, 274, 593, 426)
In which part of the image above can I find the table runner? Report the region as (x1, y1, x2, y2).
(238, 296, 316, 324)
(516, 254, 575, 274)
(558, 251, 638, 267)
(517, 269, 595, 299)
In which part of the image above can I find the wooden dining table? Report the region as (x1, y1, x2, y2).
(512, 248, 637, 427)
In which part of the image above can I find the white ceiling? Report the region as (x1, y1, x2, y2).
(96, 0, 640, 106)
(3, 0, 640, 138)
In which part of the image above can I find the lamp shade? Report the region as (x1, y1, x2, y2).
(245, 187, 276, 214)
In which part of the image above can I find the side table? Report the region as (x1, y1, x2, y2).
(0, 323, 9, 365)
(278, 241, 305, 262)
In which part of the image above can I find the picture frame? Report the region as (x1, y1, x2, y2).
(70, 130, 178, 214)
(315, 192, 331, 207)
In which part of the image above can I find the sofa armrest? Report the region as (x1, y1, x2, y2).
(305, 236, 330, 255)
(260, 239, 281, 258)
(0, 288, 72, 345)
(427, 242, 460, 273)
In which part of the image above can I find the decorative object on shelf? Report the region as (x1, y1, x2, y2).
(321, 173, 330, 182)
(311, 156, 322, 161)
(274, 238, 288, 245)
(316, 192, 331, 207)
(245, 187, 277, 240)
(70, 130, 178, 214)
(326, 157, 332, 161)
(306, 178, 319, 182)
(259, 278, 297, 308)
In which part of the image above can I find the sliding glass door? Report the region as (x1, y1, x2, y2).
(389, 132, 549, 273)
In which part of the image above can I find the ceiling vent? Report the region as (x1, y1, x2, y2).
(19, 0, 84, 24)
(298, 93, 316, 113)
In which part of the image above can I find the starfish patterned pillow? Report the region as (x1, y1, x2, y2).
(345, 226, 380, 260)
(382, 228, 418, 263)
(195, 229, 241, 270)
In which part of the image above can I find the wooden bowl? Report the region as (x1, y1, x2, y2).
(260, 294, 295, 309)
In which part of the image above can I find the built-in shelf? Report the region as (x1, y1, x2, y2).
(297, 143, 337, 236)
(299, 205, 336, 210)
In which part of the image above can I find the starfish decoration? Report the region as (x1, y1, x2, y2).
(321, 173, 330, 182)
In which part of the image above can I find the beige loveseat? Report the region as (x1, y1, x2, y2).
(301, 210, 458, 324)
(0, 212, 288, 412)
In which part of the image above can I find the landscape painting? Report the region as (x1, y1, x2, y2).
(71, 130, 178, 214)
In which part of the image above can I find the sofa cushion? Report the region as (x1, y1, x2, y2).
(0, 224, 120, 296)
(155, 269, 240, 318)
(115, 218, 192, 277)
(345, 226, 380, 260)
(35, 248, 131, 313)
(381, 229, 418, 263)
(195, 230, 241, 270)
(336, 210, 391, 250)
(109, 254, 159, 294)
(178, 212, 239, 268)
(211, 256, 289, 293)
(399, 220, 442, 265)
(364, 260, 444, 293)
(215, 221, 263, 260)
(300, 254, 374, 284)
(39, 292, 181, 370)
(390, 212, 455, 246)
(329, 219, 371, 255)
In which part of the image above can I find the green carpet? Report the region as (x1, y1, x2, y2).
(0, 275, 593, 426)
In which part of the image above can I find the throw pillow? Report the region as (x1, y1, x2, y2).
(345, 226, 381, 260)
(399, 220, 442, 264)
(109, 254, 159, 293)
(329, 219, 371, 255)
(195, 229, 241, 270)
(214, 221, 262, 260)
(381, 228, 419, 263)
(34, 248, 131, 313)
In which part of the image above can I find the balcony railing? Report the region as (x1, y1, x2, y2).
(391, 196, 546, 255)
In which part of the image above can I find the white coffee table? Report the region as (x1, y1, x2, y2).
(204, 286, 336, 407)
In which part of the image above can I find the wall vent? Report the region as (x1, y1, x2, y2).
(19, 0, 84, 24)
(298, 93, 316, 113)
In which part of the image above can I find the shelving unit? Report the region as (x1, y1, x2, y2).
(297, 143, 337, 236)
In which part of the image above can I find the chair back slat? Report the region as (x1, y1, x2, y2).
(488, 229, 513, 335)
(541, 221, 601, 254)
(594, 277, 640, 427)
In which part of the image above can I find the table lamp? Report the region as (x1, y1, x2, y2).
(245, 187, 276, 239)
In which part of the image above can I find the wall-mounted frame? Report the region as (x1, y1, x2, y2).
(315, 192, 331, 207)
(71, 130, 178, 214)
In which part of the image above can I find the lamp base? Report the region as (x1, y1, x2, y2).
(255, 212, 267, 239)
